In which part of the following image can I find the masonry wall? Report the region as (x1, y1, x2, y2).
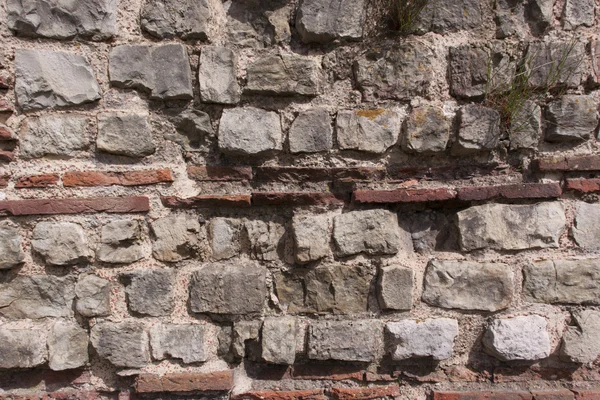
(0, 0, 600, 399)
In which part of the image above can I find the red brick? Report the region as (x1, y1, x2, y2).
(566, 179, 600, 193)
(533, 390, 575, 400)
(161, 194, 251, 208)
(187, 166, 253, 181)
(573, 391, 600, 400)
(0, 197, 149, 216)
(234, 389, 326, 400)
(252, 192, 345, 206)
(291, 364, 364, 381)
(63, 169, 172, 187)
(134, 371, 234, 393)
(456, 182, 562, 201)
(433, 392, 532, 400)
(0, 150, 14, 162)
(0, 175, 8, 188)
(537, 155, 600, 171)
(0, 125, 16, 140)
(330, 386, 400, 400)
(15, 174, 60, 188)
(353, 188, 456, 204)
(254, 167, 385, 182)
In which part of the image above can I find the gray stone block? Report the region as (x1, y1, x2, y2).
(289, 108, 333, 154)
(295, 0, 366, 43)
(483, 315, 551, 361)
(308, 320, 380, 362)
(141, 0, 222, 40)
(90, 321, 150, 368)
(563, 0, 594, 29)
(199, 46, 240, 105)
(245, 219, 285, 261)
(401, 106, 450, 154)
(48, 321, 89, 371)
(377, 265, 413, 311)
(75, 274, 111, 318)
(123, 269, 174, 317)
(209, 218, 242, 260)
(245, 54, 322, 96)
(561, 310, 600, 364)
(261, 317, 296, 365)
(452, 104, 501, 155)
(150, 324, 207, 364)
(510, 100, 541, 149)
(292, 214, 331, 264)
(526, 41, 585, 88)
(97, 219, 144, 264)
(0, 222, 25, 269)
(336, 109, 402, 154)
(19, 114, 91, 158)
(0, 326, 47, 368)
(32, 222, 91, 266)
(97, 112, 155, 157)
(218, 107, 283, 156)
(386, 318, 458, 361)
(545, 95, 598, 142)
(151, 214, 200, 263)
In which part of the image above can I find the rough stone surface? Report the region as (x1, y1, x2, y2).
(573, 202, 600, 249)
(32, 222, 91, 266)
(109, 44, 193, 100)
(261, 317, 297, 365)
(97, 112, 155, 157)
(189, 264, 267, 314)
(150, 324, 207, 364)
(289, 108, 333, 153)
(209, 218, 242, 260)
(308, 320, 380, 362)
(386, 319, 459, 361)
(15, 49, 101, 110)
(527, 0, 554, 35)
(233, 321, 261, 359)
(545, 95, 598, 142)
(510, 100, 541, 149)
(452, 104, 501, 155)
(245, 219, 285, 261)
(449, 45, 489, 99)
(90, 321, 150, 368)
(275, 264, 373, 314)
(0, 221, 25, 269)
(48, 321, 89, 371)
(245, 54, 322, 96)
(377, 265, 413, 311)
(524, 259, 600, 305)
(151, 214, 200, 262)
(19, 114, 90, 158)
(457, 202, 565, 251)
(526, 41, 585, 88)
(295, 0, 366, 43)
(141, 0, 222, 40)
(292, 214, 331, 264)
(333, 209, 405, 257)
(413, 0, 484, 33)
(354, 43, 435, 101)
(561, 310, 600, 364)
(0, 275, 75, 319)
(401, 106, 450, 154)
(218, 107, 283, 156)
(75, 274, 111, 317)
(170, 109, 214, 150)
(0, 327, 47, 368)
(97, 219, 144, 264)
(422, 260, 514, 312)
(199, 46, 240, 105)
(405, 211, 457, 252)
(123, 269, 174, 317)
(483, 315, 551, 361)
(7, 0, 117, 40)
(336, 109, 402, 154)
(563, 0, 595, 29)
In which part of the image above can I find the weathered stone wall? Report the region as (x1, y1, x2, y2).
(0, 0, 599, 399)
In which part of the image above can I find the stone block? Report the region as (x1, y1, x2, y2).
(422, 260, 513, 312)
(97, 112, 155, 157)
(0, 326, 47, 368)
(141, 0, 222, 40)
(386, 318, 459, 361)
(292, 214, 331, 264)
(336, 109, 402, 154)
(545, 95, 598, 142)
(123, 269, 174, 317)
(289, 108, 333, 153)
(295, 0, 366, 43)
(150, 324, 207, 364)
(218, 107, 283, 156)
(483, 315, 551, 361)
(48, 321, 89, 371)
(90, 321, 150, 368)
(573, 202, 600, 249)
(75, 274, 111, 317)
(245, 219, 285, 261)
(452, 104, 501, 155)
(151, 214, 200, 262)
(401, 106, 450, 154)
(189, 264, 267, 315)
(561, 310, 600, 364)
(510, 100, 541, 149)
(199, 46, 240, 105)
(0, 275, 75, 319)
(232, 321, 261, 359)
(209, 218, 242, 260)
(246, 53, 322, 96)
(377, 265, 413, 311)
(457, 202, 565, 251)
(19, 114, 91, 158)
(109, 43, 193, 100)
(0, 221, 24, 269)
(97, 219, 144, 264)
(261, 317, 297, 365)
(563, 0, 595, 29)
(526, 41, 585, 88)
(32, 222, 91, 266)
(308, 320, 380, 362)
(411, 0, 484, 33)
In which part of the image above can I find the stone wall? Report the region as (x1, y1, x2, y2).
(0, 0, 599, 399)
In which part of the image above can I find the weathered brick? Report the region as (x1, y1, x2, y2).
(0, 125, 17, 140)
(0, 197, 149, 216)
(0, 150, 15, 163)
(134, 371, 234, 393)
(161, 194, 251, 208)
(235, 390, 325, 400)
(63, 169, 172, 187)
(254, 167, 385, 182)
(353, 188, 456, 204)
(433, 392, 533, 400)
(252, 192, 344, 206)
(331, 386, 400, 400)
(187, 166, 252, 181)
(566, 178, 600, 193)
(457, 183, 562, 201)
(15, 174, 59, 188)
(573, 391, 600, 400)
(537, 155, 600, 171)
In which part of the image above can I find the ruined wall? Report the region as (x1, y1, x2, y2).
(0, 0, 600, 399)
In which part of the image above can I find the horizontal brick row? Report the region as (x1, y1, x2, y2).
(0, 197, 149, 216)
(8, 169, 173, 188)
(434, 390, 599, 400)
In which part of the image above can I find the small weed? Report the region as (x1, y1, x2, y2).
(396, 0, 430, 34)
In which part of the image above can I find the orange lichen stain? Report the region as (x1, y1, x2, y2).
(356, 108, 386, 120)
